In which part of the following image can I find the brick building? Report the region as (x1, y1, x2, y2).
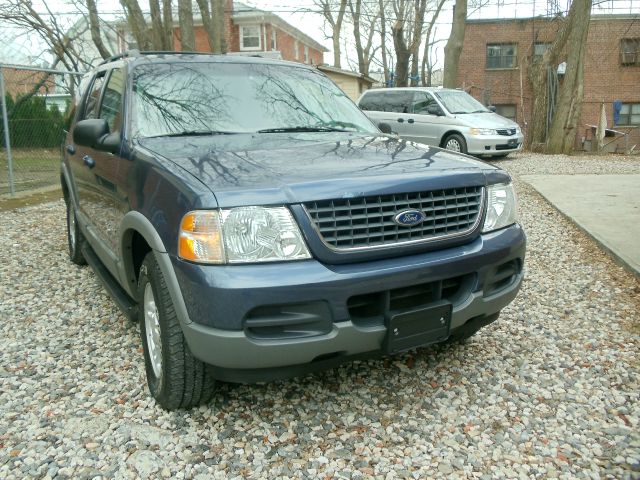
(174, 1, 327, 65)
(456, 15, 640, 152)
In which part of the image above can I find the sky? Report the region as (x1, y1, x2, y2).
(0, 0, 637, 69)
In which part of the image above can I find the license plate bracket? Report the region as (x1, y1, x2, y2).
(383, 302, 452, 355)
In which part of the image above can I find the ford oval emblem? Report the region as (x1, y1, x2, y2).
(393, 209, 426, 227)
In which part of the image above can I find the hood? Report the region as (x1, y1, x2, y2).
(137, 133, 506, 207)
(455, 112, 520, 129)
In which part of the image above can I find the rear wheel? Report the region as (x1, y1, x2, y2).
(66, 200, 86, 265)
(443, 133, 467, 154)
(138, 252, 216, 410)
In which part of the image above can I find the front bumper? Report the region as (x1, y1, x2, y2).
(466, 133, 524, 155)
(158, 224, 526, 376)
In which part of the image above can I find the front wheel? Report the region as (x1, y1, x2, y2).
(443, 133, 468, 154)
(138, 252, 216, 410)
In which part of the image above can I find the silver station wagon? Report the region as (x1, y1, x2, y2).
(357, 87, 524, 158)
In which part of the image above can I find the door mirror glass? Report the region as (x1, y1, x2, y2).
(426, 104, 442, 116)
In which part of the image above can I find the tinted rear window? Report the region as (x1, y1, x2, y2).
(359, 91, 414, 113)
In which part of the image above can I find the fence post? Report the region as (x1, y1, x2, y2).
(0, 65, 15, 197)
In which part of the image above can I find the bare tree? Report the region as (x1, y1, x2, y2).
(177, 0, 195, 51)
(120, 0, 151, 50)
(420, 0, 446, 86)
(527, 0, 592, 153)
(378, 0, 390, 84)
(545, 0, 592, 153)
(348, 0, 380, 76)
(85, 0, 111, 59)
(391, 0, 427, 87)
(195, 0, 226, 53)
(314, 0, 348, 68)
(443, 0, 467, 88)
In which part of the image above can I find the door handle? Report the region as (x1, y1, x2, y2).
(66, 145, 76, 155)
(397, 118, 404, 123)
(83, 155, 95, 169)
(407, 119, 415, 124)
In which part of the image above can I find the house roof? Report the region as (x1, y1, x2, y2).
(317, 65, 376, 85)
(232, 2, 328, 53)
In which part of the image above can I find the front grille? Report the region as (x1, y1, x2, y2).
(496, 128, 517, 136)
(496, 143, 519, 151)
(304, 187, 483, 250)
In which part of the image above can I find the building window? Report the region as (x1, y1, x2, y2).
(619, 103, 640, 125)
(620, 38, 640, 65)
(494, 104, 517, 122)
(271, 28, 277, 50)
(240, 25, 261, 50)
(304, 45, 309, 64)
(486, 43, 517, 69)
(533, 42, 549, 60)
(294, 40, 299, 60)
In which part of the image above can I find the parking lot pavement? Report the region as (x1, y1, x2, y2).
(0, 153, 639, 479)
(521, 174, 640, 276)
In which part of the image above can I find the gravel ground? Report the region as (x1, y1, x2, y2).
(1, 153, 639, 479)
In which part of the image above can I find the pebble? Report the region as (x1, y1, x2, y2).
(0, 153, 638, 479)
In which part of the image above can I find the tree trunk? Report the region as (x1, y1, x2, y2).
(443, 0, 467, 88)
(86, 0, 111, 59)
(546, 0, 592, 154)
(178, 0, 195, 51)
(334, 0, 348, 67)
(148, 0, 166, 50)
(162, 0, 174, 50)
(120, 0, 151, 50)
(195, 0, 216, 51)
(392, 18, 410, 87)
(421, 0, 446, 86)
(351, 0, 364, 73)
(379, 0, 389, 84)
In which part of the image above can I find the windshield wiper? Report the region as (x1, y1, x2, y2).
(146, 130, 240, 138)
(257, 126, 350, 133)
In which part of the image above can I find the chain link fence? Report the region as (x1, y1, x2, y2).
(0, 64, 83, 196)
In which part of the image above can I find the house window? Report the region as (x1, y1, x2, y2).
(240, 25, 261, 50)
(494, 104, 517, 122)
(304, 45, 309, 64)
(271, 29, 277, 50)
(619, 103, 640, 125)
(294, 40, 299, 60)
(620, 38, 640, 65)
(533, 42, 549, 60)
(486, 43, 517, 69)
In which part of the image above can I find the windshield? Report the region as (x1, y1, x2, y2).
(434, 90, 489, 114)
(131, 62, 377, 137)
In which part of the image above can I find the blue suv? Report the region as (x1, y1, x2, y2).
(61, 52, 526, 410)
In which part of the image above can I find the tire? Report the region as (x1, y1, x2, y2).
(66, 200, 87, 265)
(443, 133, 468, 154)
(138, 252, 216, 410)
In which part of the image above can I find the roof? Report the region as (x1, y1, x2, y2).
(232, 2, 328, 53)
(466, 13, 640, 24)
(317, 65, 376, 84)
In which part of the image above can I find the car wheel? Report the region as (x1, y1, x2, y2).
(443, 134, 467, 154)
(138, 252, 216, 410)
(66, 200, 87, 265)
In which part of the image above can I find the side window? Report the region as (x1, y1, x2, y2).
(99, 68, 125, 132)
(384, 91, 413, 113)
(359, 92, 384, 111)
(412, 92, 438, 114)
(83, 72, 107, 120)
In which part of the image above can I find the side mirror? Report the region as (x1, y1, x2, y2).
(73, 118, 120, 154)
(488, 105, 497, 113)
(426, 104, 443, 116)
(378, 122, 393, 134)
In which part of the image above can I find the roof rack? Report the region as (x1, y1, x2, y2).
(98, 50, 221, 66)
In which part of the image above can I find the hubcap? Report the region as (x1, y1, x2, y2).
(144, 283, 163, 379)
(445, 139, 461, 152)
(68, 204, 76, 250)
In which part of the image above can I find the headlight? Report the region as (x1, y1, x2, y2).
(470, 128, 497, 136)
(515, 125, 522, 133)
(179, 207, 311, 264)
(482, 183, 518, 232)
